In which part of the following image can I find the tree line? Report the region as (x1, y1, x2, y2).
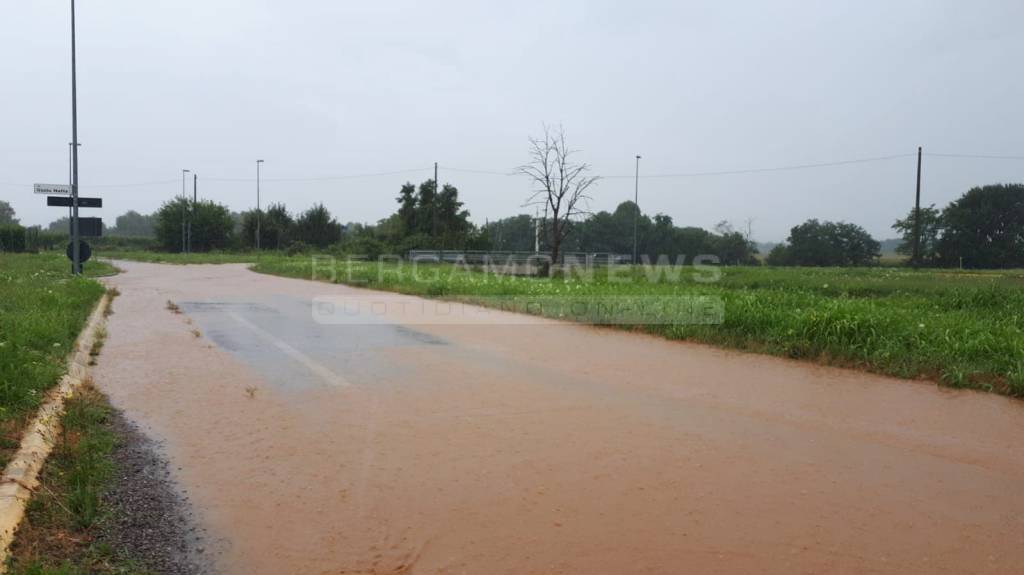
(149, 199, 346, 253)
(5, 179, 1023, 270)
(891, 183, 1024, 268)
(481, 202, 759, 265)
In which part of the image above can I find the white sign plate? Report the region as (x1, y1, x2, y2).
(34, 183, 72, 195)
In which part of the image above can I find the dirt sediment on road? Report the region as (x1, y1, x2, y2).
(94, 261, 1024, 574)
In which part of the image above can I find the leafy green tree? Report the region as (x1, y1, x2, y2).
(189, 201, 236, 252)
(674, 227, 716, 263)
(47, 217, 71, 233)
(765, 243, 791, 266)
(892, 204, 943, 266)
(564, 204, 755, 265)
(574, 210, 617, 253)
(416, 179, 438, 236)
(435, 184, 472, 248)
(709, 221, 759, 265)
(241, 203, 294, 249)
(382, 179, 479, 251)
(396, 183, 417, 235)
(0, 201, 18, 226)
(644, 214, 678, 260)
(229, 211, 244, 237)
(711, 231, 759, 265)
(938, 184, 1024, 268)
(239, 209, 262, 248)
(612, 201, 649, 256)
(110, 210, 155, 237)
(482, 215, 535, 252)
(154, 198, 234, 252)
(772, 219, 880, 266)
(572, 202, 643, 255)
(294, 203, 343, 248)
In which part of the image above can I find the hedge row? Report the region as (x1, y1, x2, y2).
(0, 225, 26, 253)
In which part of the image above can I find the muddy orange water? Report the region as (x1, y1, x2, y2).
(93, 261, 1024, 574)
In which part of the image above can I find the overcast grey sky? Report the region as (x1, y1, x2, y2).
(3, 0, 1023, 241)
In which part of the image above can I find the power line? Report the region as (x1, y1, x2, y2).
(204, 167, 431, 183)
(445, 153, 918, 180)
(0, 179, 179, 189)
(443, 166, 518, 176)
(926, 152, 1024, 161)
(610, 153, 917, 178)
(3, 151, 1022, 191)
(86, 179, 178, 188)
(0, 168, 432, 189)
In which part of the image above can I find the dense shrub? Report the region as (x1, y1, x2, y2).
(768, 220, 880, 267)
(0, 225, 26, 253)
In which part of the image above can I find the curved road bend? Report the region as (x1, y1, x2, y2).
(94, 261, 1024, 574)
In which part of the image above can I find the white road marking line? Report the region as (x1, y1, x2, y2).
(226, 310, 351, 388)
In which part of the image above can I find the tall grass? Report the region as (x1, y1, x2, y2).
(9, 386, 134, 575)
(0, 254, 112, 425)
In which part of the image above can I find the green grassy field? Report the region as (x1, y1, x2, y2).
(252, 257, 1024, 397)
(0, 254, 113, 436)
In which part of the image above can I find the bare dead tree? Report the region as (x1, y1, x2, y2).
(518, 125, 599, 272)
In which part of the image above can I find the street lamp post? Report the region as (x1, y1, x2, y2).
(70, 0, 81, 274)
(256, 160, 264, 250)
(181, 169, 190, 253)
(633, 154, 641, 265)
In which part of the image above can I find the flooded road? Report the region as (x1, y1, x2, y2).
(93, 261, 1024, 574)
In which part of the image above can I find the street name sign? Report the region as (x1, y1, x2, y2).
(46, 196, 103, 208)
(34, 183, 72, 195)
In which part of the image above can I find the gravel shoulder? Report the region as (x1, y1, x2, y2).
(7, 386, 214, 575)
(99, 408, 215, 575)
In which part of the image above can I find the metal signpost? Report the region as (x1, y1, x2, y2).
(41, 188, 102, 268)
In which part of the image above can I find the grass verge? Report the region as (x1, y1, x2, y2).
(98, 250, 257, 265)
(0, 254, 114, 467)
(252, 257, 1024, 397)
(6, 383, 149, 575)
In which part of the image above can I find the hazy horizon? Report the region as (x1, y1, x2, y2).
(3, 0, 1023, 242)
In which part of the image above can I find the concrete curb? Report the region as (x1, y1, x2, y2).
(0, 293, 110, 570)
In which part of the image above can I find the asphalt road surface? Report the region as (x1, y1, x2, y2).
(94, 261, 1024, 574)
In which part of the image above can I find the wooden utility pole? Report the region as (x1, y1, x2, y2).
(912, 146, 923, 268)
